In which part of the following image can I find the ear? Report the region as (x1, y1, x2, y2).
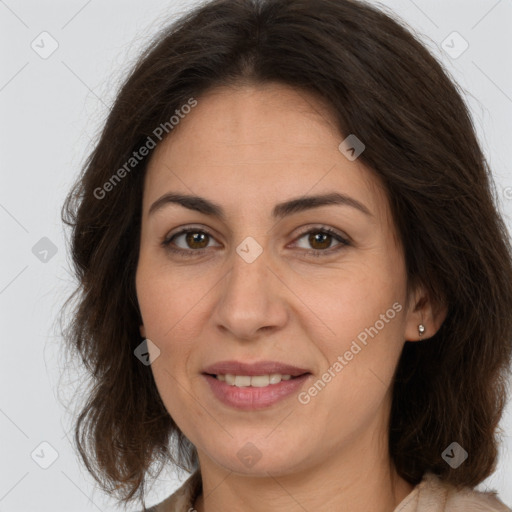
(139, 324, 146, 338)
(404, 282, 448, 341)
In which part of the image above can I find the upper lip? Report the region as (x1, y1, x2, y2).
(202, 360, 311, 377)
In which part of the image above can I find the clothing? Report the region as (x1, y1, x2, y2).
(142, 469, 511, 511)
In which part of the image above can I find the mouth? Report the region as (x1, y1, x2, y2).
(203, 372, 309, 387)
(201, 361, 312, 410)
(202, 360, 311, 379)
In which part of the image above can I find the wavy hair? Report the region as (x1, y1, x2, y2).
(61, 0, 512, 505)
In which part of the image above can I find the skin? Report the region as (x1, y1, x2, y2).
(135, 83, 447, 512)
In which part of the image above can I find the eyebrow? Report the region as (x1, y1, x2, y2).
(148, 191, 373, 220)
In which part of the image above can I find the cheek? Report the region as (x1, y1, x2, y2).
(301, 261, 406, 392)
(138, 276, 204, 422)
(136, 256, 205, 340)
(305, 296, 405, 439)
(292, 258, 403, 338)
(136, 263, 213, 400)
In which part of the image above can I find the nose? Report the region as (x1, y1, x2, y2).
(211, 242, 289, 341)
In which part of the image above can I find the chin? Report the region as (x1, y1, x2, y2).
(203, 442, 311, 477)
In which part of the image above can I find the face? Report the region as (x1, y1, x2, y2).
(135, 83, 423, 477)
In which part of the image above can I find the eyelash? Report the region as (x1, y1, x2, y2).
(161, 225, 351, 259)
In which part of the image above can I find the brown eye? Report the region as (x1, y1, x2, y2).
(183, 231, 209, 249)
(293, 227, 350, 256)
(162, 228, 221, 258)
(307, 232, 333, 250)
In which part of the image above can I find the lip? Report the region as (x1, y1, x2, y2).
(203, 373, 312, 410)
(202, 360, 311, 377)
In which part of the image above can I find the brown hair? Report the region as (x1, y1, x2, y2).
(61, 0, 512, 505)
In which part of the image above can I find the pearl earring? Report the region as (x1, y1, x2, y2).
(418, 324, 425, 336)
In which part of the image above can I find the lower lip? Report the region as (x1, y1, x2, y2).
(203, 374, 311, 410)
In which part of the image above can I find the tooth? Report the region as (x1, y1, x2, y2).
(269, 373, 282, 385)
(250, 375, 270, 387)
(217, 374, 294, 386)
(234, 375, 251, 387)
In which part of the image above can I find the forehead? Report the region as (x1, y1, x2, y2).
(143, 83, 391, 225)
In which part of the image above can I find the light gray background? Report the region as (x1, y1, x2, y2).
(0, 0, 511, 510)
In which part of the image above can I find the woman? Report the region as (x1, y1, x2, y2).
(61, 0, 512, 510)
